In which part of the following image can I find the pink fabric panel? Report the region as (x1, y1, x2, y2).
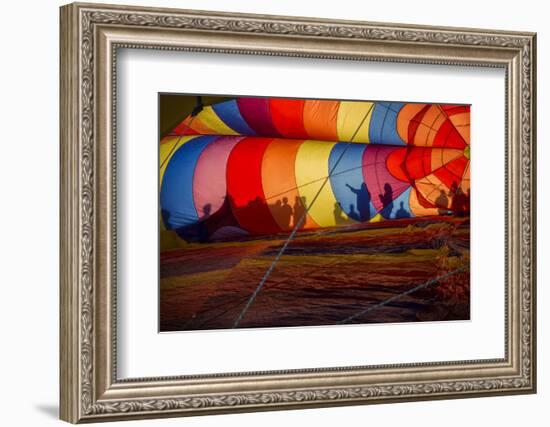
(362, 145, 411, 213)
(193, 136, 244, 219)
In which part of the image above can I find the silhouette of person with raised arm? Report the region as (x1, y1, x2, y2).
(346, 182, 371, 221)
(379, 183, 394, 219)
(395, 201, 410, 219)
(348, 204, 359, 221)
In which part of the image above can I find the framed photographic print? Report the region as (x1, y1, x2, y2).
(60, 2, 537, 423)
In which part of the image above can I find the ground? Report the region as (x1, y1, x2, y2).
(159, 216, 470, 331)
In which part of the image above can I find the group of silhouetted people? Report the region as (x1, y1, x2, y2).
(168, 179, 470, 244)
(267, 196, 308, 229)
(435, 182, 470, 217)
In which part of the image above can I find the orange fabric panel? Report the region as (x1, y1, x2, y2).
(302, 100, 339, 141)
(460, 162, 471, 194)
(409, 188, 439, 216)
(396, 104, 427, 143)
(415, 174, 447, 207)
(172, 116, 213, 135)
(447, 111, 471, 145)
(262, 139, 319, 231)
(412, 106, 447, 146)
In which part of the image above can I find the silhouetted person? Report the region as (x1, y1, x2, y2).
(452, 187, 468, 217)
(293, 196, 306, 229)
(395, 201, 410, 219)
(271, 197, 293, 229)
(348, 204, 359, 221)
(435, 190, 449, 215)
(346, 182, 371, 221)
(333, 202, 346, 225)
(280, 197, 293, 228)
(198, 203, 212, 242)
(448, 181, 458, 215)
(201, 203, 212, 219)
(379, 183, 394, 219)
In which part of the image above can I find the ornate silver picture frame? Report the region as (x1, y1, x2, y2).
(60, 2, 536, 423)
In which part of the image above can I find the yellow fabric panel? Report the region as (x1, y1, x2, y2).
(197, 106, 240, 136)
(369, 213, 383, 223)
(294, 140, 348, 227)
(336, 101, 374, 143)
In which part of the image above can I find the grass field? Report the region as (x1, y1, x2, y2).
(160, 217, 470, 331)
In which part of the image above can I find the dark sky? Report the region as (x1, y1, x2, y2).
(159, 94, 233, 138)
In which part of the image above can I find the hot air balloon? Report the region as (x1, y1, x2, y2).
(160, 97, 470, 242)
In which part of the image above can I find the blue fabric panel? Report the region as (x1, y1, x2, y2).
(381, 187, 413, 219)
(369, 102, 406, 146)
(160, 135, 218, 230)
(212, 100, 257, 136)
(328, 143, 375, 222)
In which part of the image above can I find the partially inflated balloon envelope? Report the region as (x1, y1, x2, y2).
(160, 97, 470, 242)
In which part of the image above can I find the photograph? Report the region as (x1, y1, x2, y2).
(159, 95, 471, 331)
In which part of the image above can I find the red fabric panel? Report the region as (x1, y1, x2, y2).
(405, 148, 433, 180)
(386, 148, 409, 182)
(269, 99, 307, 139)
(433, 118, 467, 149)
(172, 119, 201, 135)
(441, 104, 470, 116)
(433, 156, 468, 189)
(226, 137, 281, 234)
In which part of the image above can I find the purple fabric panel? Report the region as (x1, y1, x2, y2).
(237, 98, 281, 137)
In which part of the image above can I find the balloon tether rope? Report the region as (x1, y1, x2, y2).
(232, 105, 374, 328)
